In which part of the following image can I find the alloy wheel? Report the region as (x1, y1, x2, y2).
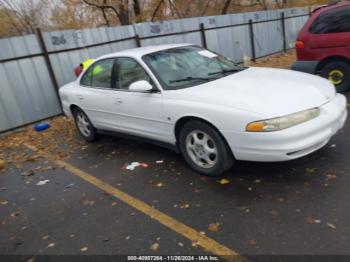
(185, 130, 218, 169)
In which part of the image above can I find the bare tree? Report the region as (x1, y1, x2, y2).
(81, 0, 148, 25)
(0, 0, 49, 35)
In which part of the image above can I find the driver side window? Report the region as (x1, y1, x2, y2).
(116, 58, 151, 90)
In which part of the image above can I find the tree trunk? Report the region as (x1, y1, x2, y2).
(221, 0, 232, 15)
(133, 0, 141, 16)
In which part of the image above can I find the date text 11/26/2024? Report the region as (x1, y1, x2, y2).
(127, 256, 220, 261)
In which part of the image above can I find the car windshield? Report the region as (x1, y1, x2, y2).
(142, 46, 245, 90)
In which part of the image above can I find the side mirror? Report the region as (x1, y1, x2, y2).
(129, 80, 154, 92)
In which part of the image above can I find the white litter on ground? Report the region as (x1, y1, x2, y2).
(125, 162, 149, 170)
(36, 180, 50, 186)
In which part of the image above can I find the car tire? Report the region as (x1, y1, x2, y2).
(320, 60, 350, 92)
(179, 120, 234, 177)
(73, 108, 97, 142)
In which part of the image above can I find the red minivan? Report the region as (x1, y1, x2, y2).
(292, 1, 350, 92)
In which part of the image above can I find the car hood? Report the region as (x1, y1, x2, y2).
(166, 67, 336, 118)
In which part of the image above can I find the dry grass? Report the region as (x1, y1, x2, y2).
(251, 49, 296, 69)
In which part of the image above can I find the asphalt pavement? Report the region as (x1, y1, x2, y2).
(1, 101, 350, 262)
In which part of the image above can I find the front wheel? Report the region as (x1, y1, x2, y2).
(179, 121, 234, 177)
(320, 60, 350, 92)
(73, 108, 97, 142)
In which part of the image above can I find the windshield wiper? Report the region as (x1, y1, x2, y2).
(208, 68, 242, 76)
(169, 76, 214, 83)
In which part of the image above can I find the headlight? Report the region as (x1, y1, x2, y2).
(246, 108, 320, 132)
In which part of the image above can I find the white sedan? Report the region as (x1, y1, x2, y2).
(59, 44, 347, 176)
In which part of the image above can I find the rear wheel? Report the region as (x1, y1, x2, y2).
(320, 60, 350, 92)
(179, 121, 234, 177)
(73, 108, 97, 142)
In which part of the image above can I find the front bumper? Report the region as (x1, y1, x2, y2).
(291, 60, 319, 74)
(224, 94, 347, 162)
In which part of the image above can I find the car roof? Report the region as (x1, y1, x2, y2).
(99, 43, 193, 60)
(313, 1, 350, 15)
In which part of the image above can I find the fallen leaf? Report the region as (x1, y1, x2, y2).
(208, 223, 221, 232)
(327, 223, 336, 229)
(179, 203, 190, 209)
(325, 174, 337, 181)
(150, 242, 159, 251)
(47, 243, 55, 248)
(83, 200, 95, 206)
(249, 239, 257, 245)
(218, 178, 230, 185)
(0, 159, 6, 170)
(270, 210, 279, 216)
(25, 156, 38, 162)
(306, 168, 317, 174)
(306, 216, 320, 224)
(21, 170, 35, 177)
(306, 217, 315, 224)
(11, 211, 20, 217)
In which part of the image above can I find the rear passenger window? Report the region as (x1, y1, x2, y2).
(80, 59, 115, 88)
(310, 6, 350, 34)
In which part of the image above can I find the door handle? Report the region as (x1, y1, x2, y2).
(77, 95, 84, 100)
(115, 98, 123, 104)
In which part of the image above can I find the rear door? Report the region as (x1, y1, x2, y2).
(77, 58, 121, 129)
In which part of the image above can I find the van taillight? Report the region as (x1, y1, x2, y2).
(295, 41, 305, 49)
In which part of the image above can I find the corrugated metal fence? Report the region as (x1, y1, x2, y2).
(0, 7, 309, 133)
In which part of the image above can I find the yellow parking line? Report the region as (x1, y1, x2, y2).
(24, 143, 248, 262)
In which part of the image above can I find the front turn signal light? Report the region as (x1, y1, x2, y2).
(246, 122, 264, 132)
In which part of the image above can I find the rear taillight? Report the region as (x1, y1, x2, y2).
(295, 40, 305, 49)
